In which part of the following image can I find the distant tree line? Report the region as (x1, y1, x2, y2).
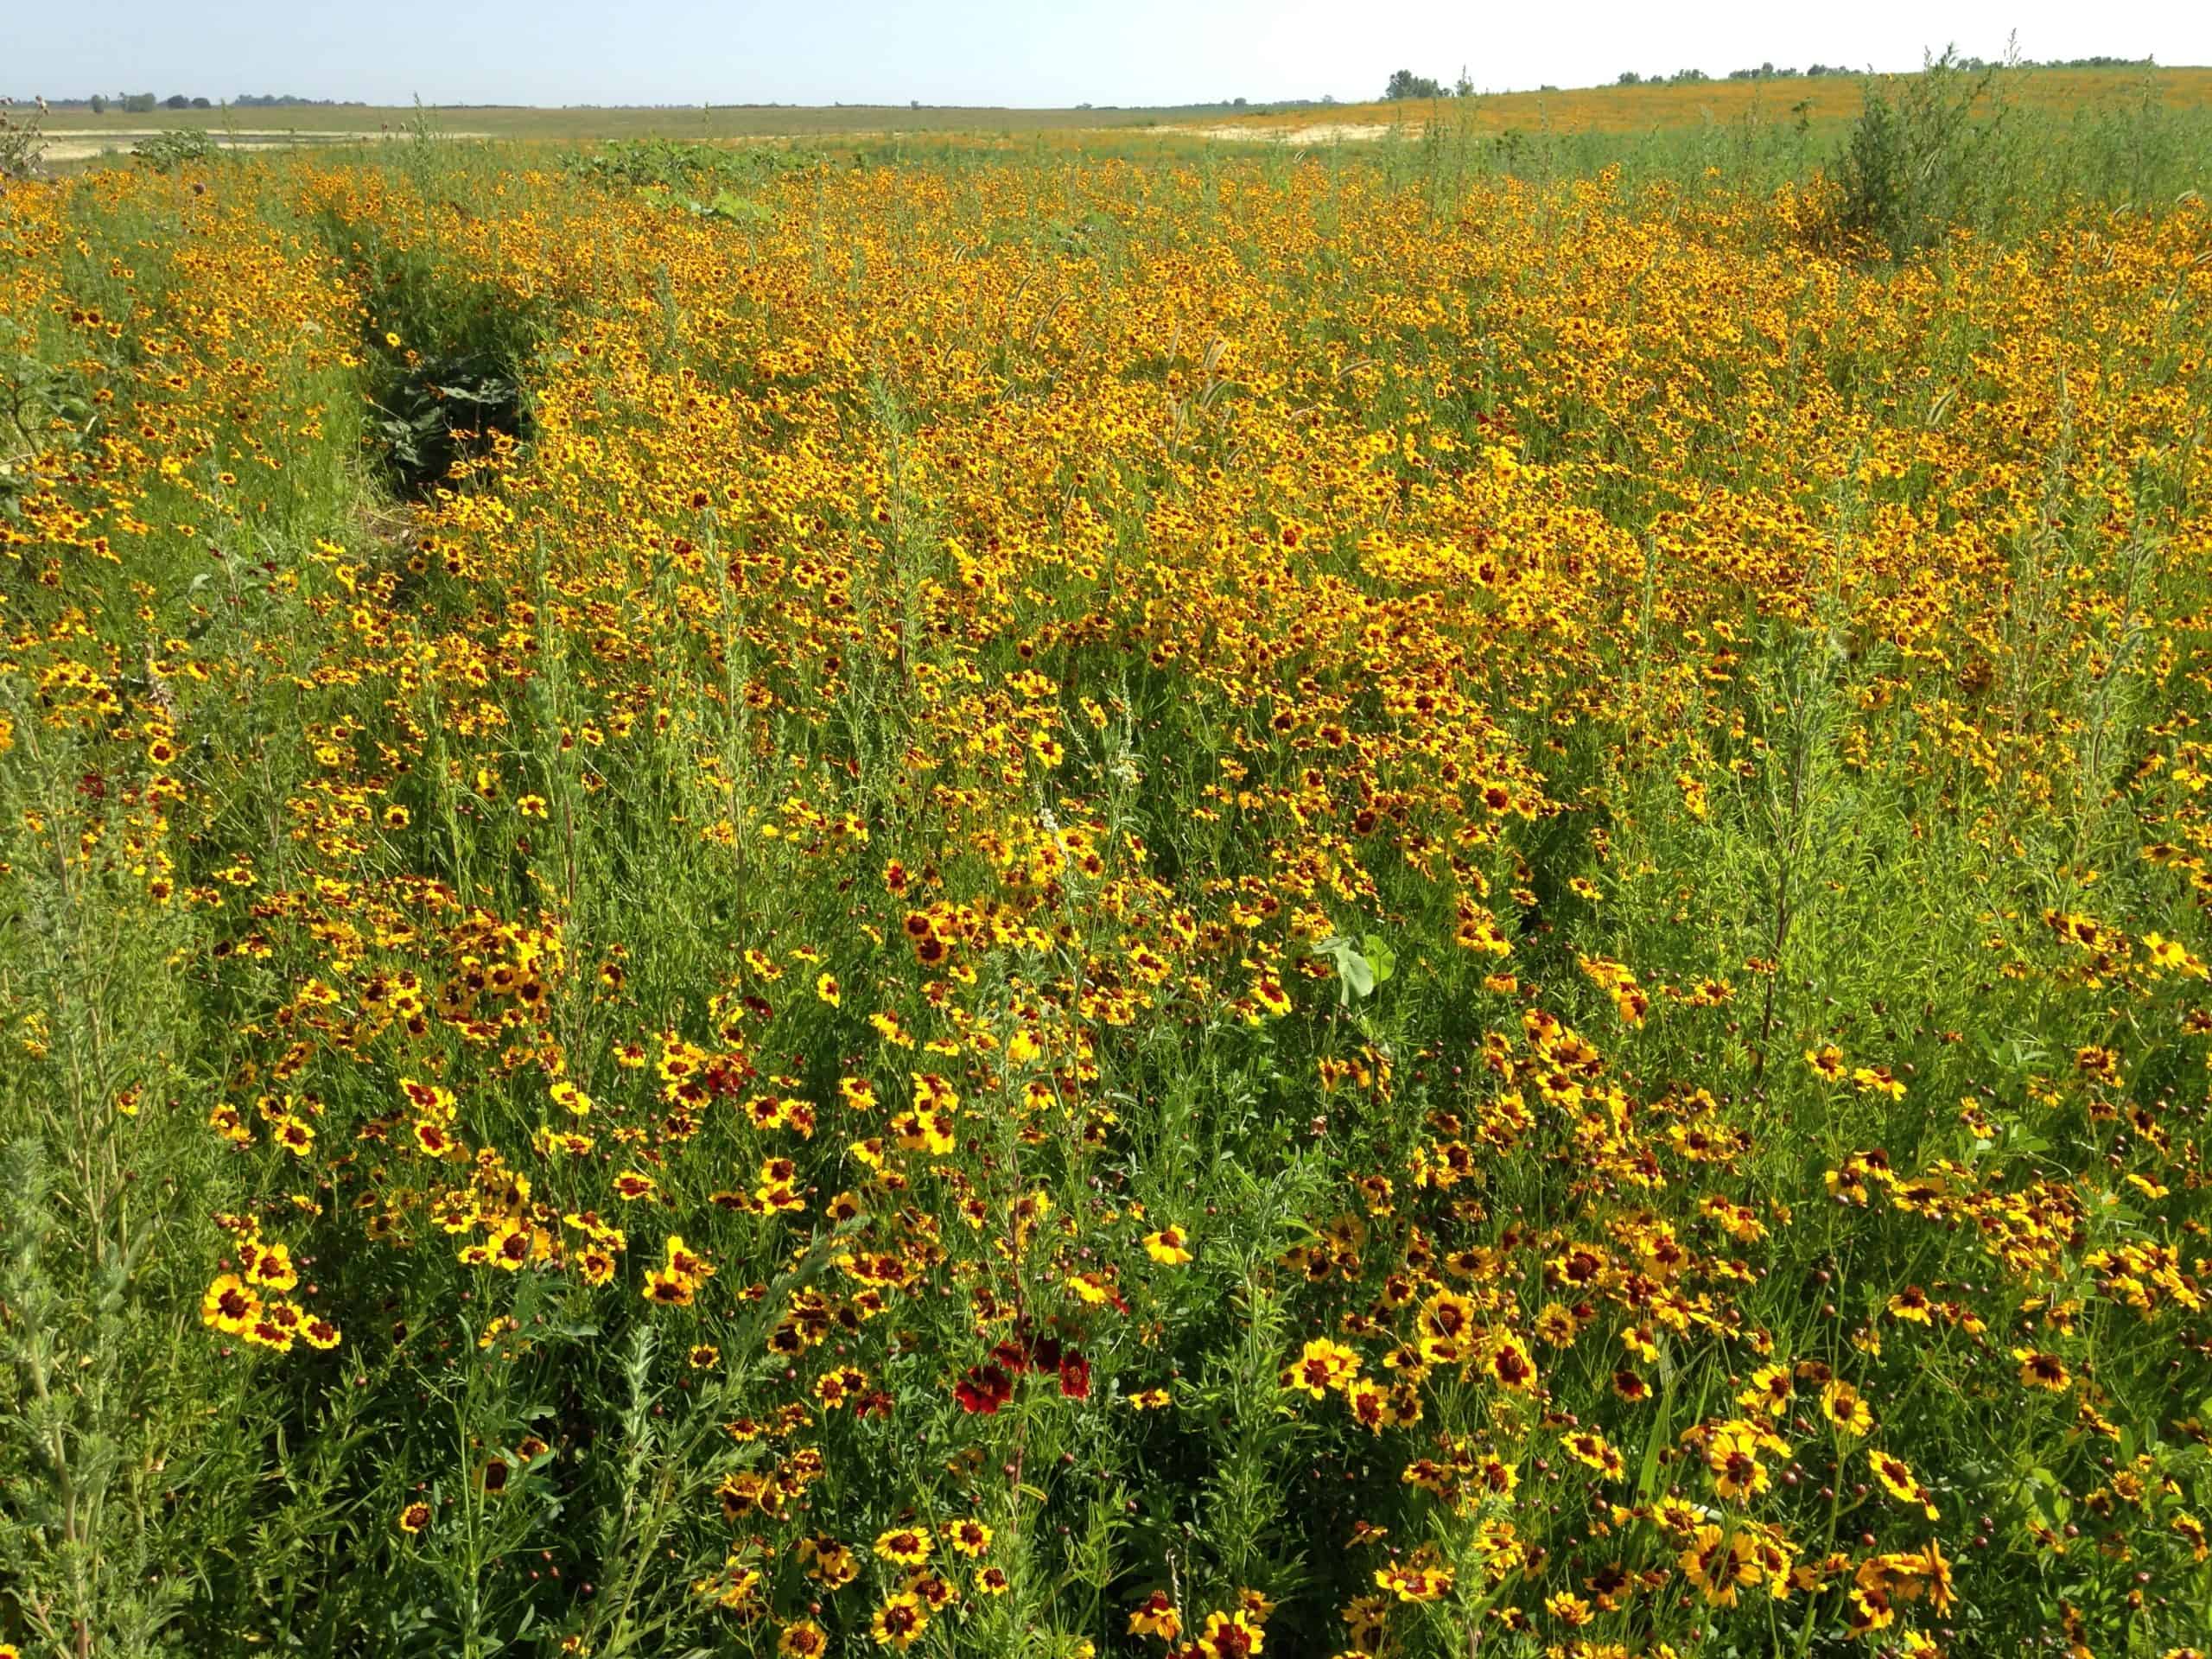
(1381, 67, 1480, 100)
(1386, 51, 2159, 104)
(56, 92, 369, 115)
(1617, 54, 2155, 86)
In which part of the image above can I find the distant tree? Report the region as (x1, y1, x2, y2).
(163, 93, 190, 109)
(1616, 71, 1643, 86)
(1382, 70, 1444, 100)
(123, 92, 157, 113)
(190, 96, 211, 108)
(1232, 95, 1248, 107)
(87, 92, 107, 113)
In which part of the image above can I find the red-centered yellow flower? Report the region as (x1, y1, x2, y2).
(200, 1274, 258, 1335)
(1870, 1450, 1941, 1520)
(1563, 1429, 1624, 1480)
(1738, 1363, 1793, 1417)
(797, 1535, 857, 1587)
(1699, 1433, 1770, 1503)
(1128, 1590, 1182, 1639)
(1197, 1609, 1263, 1656)
(1143, 1225, 1193, 1264)
(1821, 1379, 1874, 1436)
(1373, 1561, 1453, 1602)
(869, 1592, 928, 1649)
(943, 1517, 991, 1557)
(1485, 1331, 1539, 1393)
(1283, 1338, 1361, 1397)
(1681, 1526, 1752, 1607)
(873, 1526, 931, 1567)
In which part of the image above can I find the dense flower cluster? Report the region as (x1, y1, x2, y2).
(3, 142, 2210, 1657)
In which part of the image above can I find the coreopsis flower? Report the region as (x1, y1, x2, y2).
(1705, 1423, 1773, 1502)
(201, 1274, 258, 1335)
(1143, 1225, 1193, 1264)
(1870, 1450, 1941, 1520)
(943, 1518, 991, 1557)
(1372, 1561, 1453, 1602)
(874, 1526, 931, 1567)
(1563, 1429, 1624, 1480)
(1680, 1525, 1753, 1606)
(1738, 1363, 1792, 1417)
(1283, 1338, 1362, 1397)
(1197, 1610, 1264, 1656)
(1821, 1380, 1875, 1437)
(797, 1535, 858, 1587)
(1484, 1331, 1539, 1393)
(869, 1593, 928, 1649)
(1128, 1591, 1183, 1640)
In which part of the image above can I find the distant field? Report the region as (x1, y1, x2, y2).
(1192, 63, 2212, 137)
(34, 100, 1189, 143)
(30, 64, 2210, 153)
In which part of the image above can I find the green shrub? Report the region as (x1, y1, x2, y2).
(0, 108, 44, 183)
(1831, 48, 2017, 259)
(129, 130, 219, 175)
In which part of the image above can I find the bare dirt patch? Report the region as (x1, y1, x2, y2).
(1173, 121, 1404, 144)
(38, 129, 493, 164)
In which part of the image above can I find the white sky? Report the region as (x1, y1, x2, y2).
(11, 0, 2212, 108)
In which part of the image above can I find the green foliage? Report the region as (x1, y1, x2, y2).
(1313, 933, 1395, 1007)
(558, 137, 818, 193)
(1832, 48, 2018, 259)
(1383, 71, 1446, 102)
(315, 218, 546, 499)
(129, 130, 219, 174)
(0, 108, 45, 183)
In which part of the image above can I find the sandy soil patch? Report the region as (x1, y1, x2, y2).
(38, 129, 492, 163)
(1174, 121, 1404, 143)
